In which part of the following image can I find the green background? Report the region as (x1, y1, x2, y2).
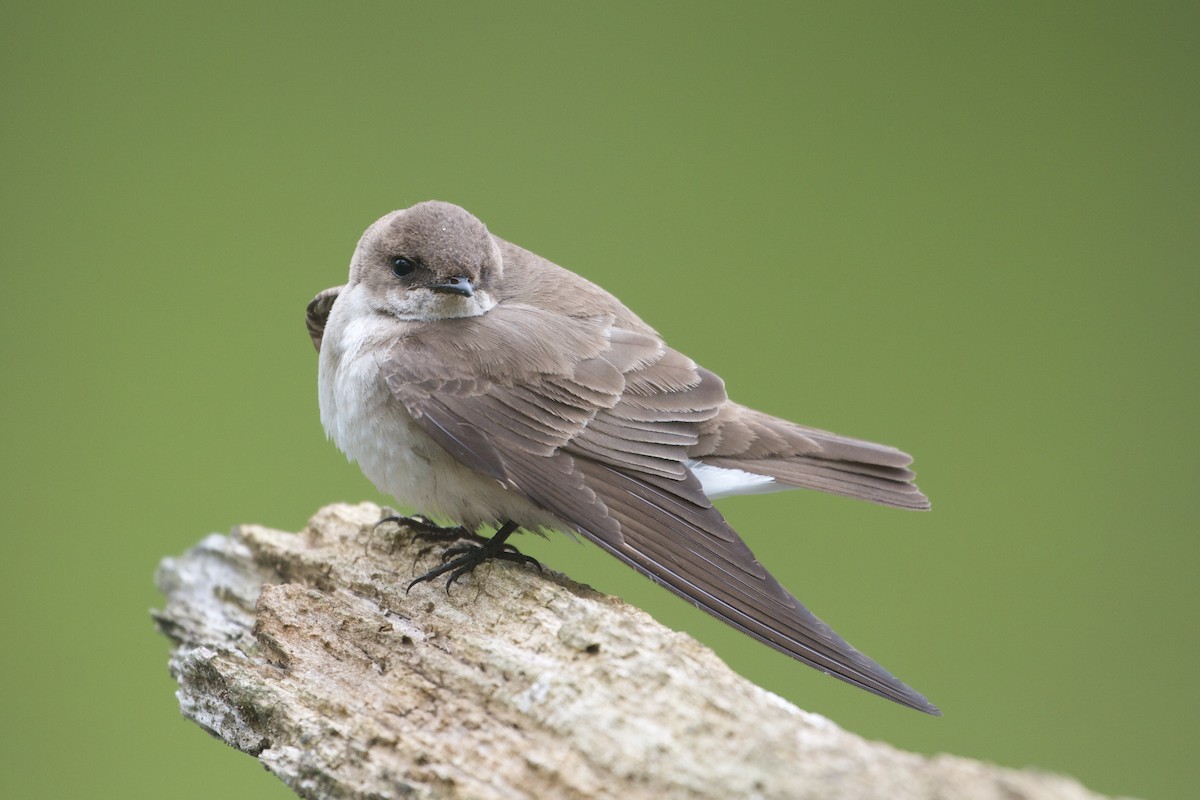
(2, 2, 1195, 798)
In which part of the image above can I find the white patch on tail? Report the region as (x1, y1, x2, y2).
(687, 459, 780, 500)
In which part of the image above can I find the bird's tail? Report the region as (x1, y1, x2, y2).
(691, 404, 930, 509)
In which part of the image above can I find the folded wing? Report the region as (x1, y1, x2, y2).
(382, 304, 938, 714)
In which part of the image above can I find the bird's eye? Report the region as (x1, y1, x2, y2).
(391, 256, 416, 278)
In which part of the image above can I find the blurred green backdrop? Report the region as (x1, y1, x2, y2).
(2, 2, 1196, 798)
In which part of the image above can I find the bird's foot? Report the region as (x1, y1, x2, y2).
(406, 520, 540, 593)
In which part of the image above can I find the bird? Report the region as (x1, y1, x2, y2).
(307, 200, 938, 715)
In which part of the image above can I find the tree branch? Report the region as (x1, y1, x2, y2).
(153, 503, 1122, 800)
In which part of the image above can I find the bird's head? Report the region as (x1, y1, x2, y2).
(349, 201, 503, 321)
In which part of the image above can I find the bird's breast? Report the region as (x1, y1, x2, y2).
(317, 312, 561, 532)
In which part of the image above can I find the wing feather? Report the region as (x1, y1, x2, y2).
(306, 285, 343, 351)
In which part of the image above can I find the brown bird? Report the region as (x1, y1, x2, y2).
(308, 201, 937, 714)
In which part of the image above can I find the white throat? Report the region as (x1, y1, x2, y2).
(384, 287, 497, 321)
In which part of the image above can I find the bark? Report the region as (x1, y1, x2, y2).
(153, 503, 1125, 800)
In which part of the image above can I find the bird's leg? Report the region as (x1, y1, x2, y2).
(406, 520, 541, 593)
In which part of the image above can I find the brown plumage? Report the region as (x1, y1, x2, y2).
(311, 201, 937, 714)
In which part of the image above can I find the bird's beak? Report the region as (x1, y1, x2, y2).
(428, 276, 475, 297)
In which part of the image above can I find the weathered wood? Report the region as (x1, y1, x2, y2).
(154, 503, 1123, 799)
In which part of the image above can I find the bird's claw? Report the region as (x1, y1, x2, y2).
(405, 521, 539, 594)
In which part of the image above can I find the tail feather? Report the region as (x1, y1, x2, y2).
(692, 403, 929, 509)
(701, 456, 929, 509)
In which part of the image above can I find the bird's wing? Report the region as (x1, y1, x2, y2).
(383, 303, 937, 714)
(306, 285, 343, 351)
